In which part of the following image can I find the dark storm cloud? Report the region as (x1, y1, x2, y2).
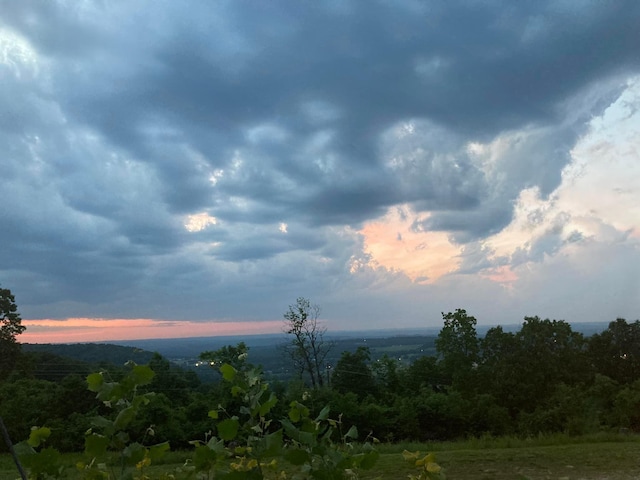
(10, 0, 637, 231)
(2, 0, 640, 319)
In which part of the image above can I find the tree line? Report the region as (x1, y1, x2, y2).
(1, 289, 640, 454)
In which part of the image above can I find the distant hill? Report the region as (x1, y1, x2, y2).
(22, 343, 157, 367)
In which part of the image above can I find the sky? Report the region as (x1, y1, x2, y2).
(1, 1, 639, 343)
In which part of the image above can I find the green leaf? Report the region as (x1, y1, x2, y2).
(20, 446, 62, 477)
(208, 409, 219, 419)
(284, 448, 311, 465)
(207, 436, 226, 454)
(263, 429, 283, 457)
(13, 441, 35, 457)
(193, 444, 218, 470)
(84, 433, 109, 458)
(130, 364, 155, 386)
(345, 425, 358, 440)
(217, 418, 239, 441)
(114, 406, 137, 430)
(122, 442, 146, 466)
(315, 405, 330, 421)
(231, 385, 244, 397)
(90, 415, 114, 434)
(246, 368, 260, 386)
(288, 401, 309, 423)
(86, 372, 104, 392)
(220, 363, 236, 381)
(289, 407, 301, 422)
(27, 426, 51, 448)
(259, 392, 278, 416)
(148, 441, 170, 462)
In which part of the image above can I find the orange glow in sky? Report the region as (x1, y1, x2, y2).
(359, 205, 461, 283)
(20, 318, 284, 344)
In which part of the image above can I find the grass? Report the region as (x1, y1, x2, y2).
(2, 434, 639, 479)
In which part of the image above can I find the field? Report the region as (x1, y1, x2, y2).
(2, 435, 639, 479)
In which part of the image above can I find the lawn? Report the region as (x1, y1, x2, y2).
(2, 436, 639, 479)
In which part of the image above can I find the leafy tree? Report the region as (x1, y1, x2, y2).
(0, 287, 25, 343)
(588, 318, 640, 384)
(282, 297, 333, 389)
(485, 317, 587, 418)
(400, 355, 443, 394)
(477, 326, 518, 412)
(332, 346, 377, 399)
(0, 287, 26, 379)
(372, 353, 401, 399)
(435, 309, 479, 393)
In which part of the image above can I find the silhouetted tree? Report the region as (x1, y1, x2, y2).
(332, 347, 377, 399)
(282, 298, 333, 388)
(0, 287, 26, 379)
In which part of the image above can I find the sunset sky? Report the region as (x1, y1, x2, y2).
(2, 1, 639, 343)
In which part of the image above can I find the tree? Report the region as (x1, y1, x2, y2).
(0, 287, 25, 343)
(0, 287, 26, 379)
(332, 347, 377, 399)
(282, 297, 333, 389)
(435, 309, 479, 393)
(492, 316, 587, 416)
(588, 318, 640, 384)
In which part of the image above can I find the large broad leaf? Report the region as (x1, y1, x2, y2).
(148, 441, 170, 462)
(122, 442, 146, 466)
(217, 418, 239, 441)
(193, 444, 218, 470)
(27, 426, 51, 448)
(130, 364, 155, 386)
(20, 446, 62, 477)
(344, 425, 358, 440)
(315, 405, 330, 421)
(90, 415, 114, 433)
(114, 406, 137, 430)
(13, 441, 35, 457)
(220, 364, 236, 381)
(259, 392, 278, 417)
(262, 429, 283, 457)
(86, 372, 104, 392)
(84, 433, 109, 458)
(288, 401, 309, 423)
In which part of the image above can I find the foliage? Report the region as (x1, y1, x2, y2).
(282, 298, 333, 389)
(190, 345, 379, 479)
(588, 318, 640, 384)
(435, 309, 479, 394)
(331, 347, 377, 399)
(14, 426, 65, 479)
(402, 450, 444, 480)
(0, 287, 25, 344)
(6, 302, 640, 479)
(78, 361, 170, 479)
(0, 287, 26, 379)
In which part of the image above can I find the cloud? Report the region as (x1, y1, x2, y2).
(1, 2, 639, 333)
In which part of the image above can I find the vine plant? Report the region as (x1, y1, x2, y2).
(79, 361, 170, 479)
(15, 355, 383, 479)
(190, 356, 380, 479)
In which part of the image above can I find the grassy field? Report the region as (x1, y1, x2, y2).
(2, 434, 639, 479)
